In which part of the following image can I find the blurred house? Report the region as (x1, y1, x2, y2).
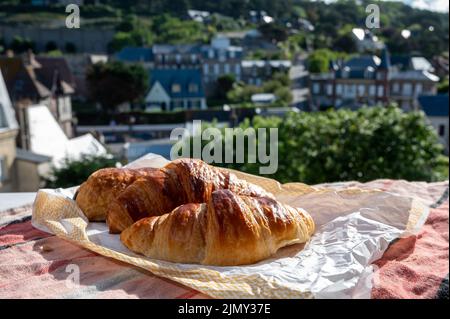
(115, 47, 153, 69)
(241, 60, 292, 85)
(0, 67, 19, 192)
(25, 104, 107, 168)
(152, 44, 202, 69)
(1, 68, 51, 192)
(201, 36, 243, 91)
(309, 48, 439, 111)
(117, 37, 249, 97)
(418, 94, 449, 154)
(145, 68, 206, 111)
(0, 51, 75, 143)
(218, 30, 279, 52)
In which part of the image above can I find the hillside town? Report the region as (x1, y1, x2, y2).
(0, 0, 448, 191)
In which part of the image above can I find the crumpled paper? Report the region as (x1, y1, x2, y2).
(31, 153, 428, 299)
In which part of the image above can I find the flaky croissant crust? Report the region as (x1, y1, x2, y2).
(106, 158, 274, 233)
(75, 167, 157, 221)
(120, 189, 315, 266)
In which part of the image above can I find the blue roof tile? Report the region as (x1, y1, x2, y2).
(150, 68, 205, 99)
(418, 94, 449, 117)
(116, 47, 154, 63)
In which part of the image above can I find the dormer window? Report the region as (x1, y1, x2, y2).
(172, 84, 181, 93)
(188, 83, 198, 93)
(342, 67, 350, 78)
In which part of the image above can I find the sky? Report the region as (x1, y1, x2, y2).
(320, 0, 449, 13)
(402, 0, 449, 12)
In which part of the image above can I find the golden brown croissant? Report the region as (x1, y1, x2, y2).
(75, 167, 157, 221)
(106, 158, 274, 233)
(120, 189, 315, 266)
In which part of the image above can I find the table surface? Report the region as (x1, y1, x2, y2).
(0, 180, 448, 299)
(0, 192, 36, 211)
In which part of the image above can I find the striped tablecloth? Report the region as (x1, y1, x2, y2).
(0, 180, 448, 299)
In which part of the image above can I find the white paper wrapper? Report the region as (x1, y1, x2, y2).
(31, 154, 429, 299)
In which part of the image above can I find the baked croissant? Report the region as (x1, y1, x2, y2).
(106, 158, 274, 233)
(120, 189, 315, 266)
(75, 167, 157, 221)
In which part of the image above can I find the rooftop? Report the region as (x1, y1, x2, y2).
(418, 94, 449, 117)
(116, 47, 154, 63)
(0, 67, 19, 131)
(149, 68, 205, 99)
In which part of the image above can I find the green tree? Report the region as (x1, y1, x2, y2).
(65, 42, 77, 54)
(333, 33, 357, 53)
(43, 154, 119, 189)
(10, 36, 34, 54)
(215, 74, 235, 100)
(308, 49, 347, 73)
(196, 106, 447, 184)
(227, 72, 292, 106)
(45, 41, 58, 52)
(258, 22, 288, 43)
(152, 15, 207, 44)
(86, 61, 149, 112)
(438, 79, 449, 93)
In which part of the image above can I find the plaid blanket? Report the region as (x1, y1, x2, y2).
(0, 180, 448, 299)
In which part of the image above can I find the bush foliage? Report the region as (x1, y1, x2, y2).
(197, 106, 447, 184)
(43, 154, 120, 189)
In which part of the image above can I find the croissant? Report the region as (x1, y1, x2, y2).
(120, 189, 315, 266)
(106, 158, 274, 233)
(75, 167, 157, 221)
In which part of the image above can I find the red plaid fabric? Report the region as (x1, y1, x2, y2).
(0, 180, 448, 299)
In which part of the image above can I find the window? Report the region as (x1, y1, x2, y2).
(192, 99, 201, 108)
(377, 85, 384, 97)
(369, 85, 376, 96)
(203, 64, 209, 75)
(415, 83, 423, 95)
(188, 83, 198, 93)
(208, 49, 214, 59)
(171, 84, 181, 93)
(190, 54, 197, 63)
(224, 63, 230, 74)
(214, 64, 220, 75)
(403, 83, 413, 95)
(345, 84, 356, 97)
(175, 54, 181, 63)
(218, 50, 226, 62)
(326, 84, 333, 96)
(14, 80, 24, 92)
(358, 85, 365, 96)
(336, 84, 343, 95)
(229, 50, 235, 59)
(312, 83, 320, 94)
(439, 124, 445, 137)
(234, 64, 241, 75)
(392, 82, 400, 94)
